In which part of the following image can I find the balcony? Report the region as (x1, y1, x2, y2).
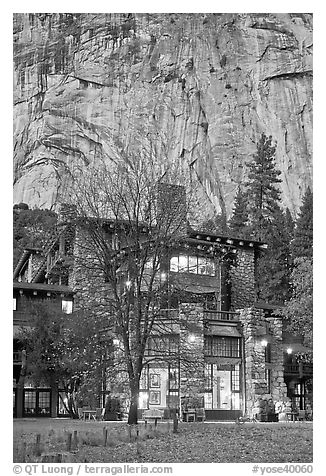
(204, 310, 240, 322)
(284, 363, 313, 378)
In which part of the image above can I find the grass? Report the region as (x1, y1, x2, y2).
(13, 418, 313, 463)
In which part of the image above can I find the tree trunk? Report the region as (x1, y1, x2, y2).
(67, 391, 78, 419)
(128, 387, 139, 425)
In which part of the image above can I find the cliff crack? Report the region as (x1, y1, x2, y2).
(256, 44, 295, 63)
(262, 70, 312, 81)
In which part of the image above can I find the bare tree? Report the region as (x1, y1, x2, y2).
(66, 148, 199, 424)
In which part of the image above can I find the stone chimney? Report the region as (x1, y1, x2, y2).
(156, 183, 187, 237)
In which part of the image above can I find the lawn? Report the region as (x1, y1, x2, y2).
(13, 419, 313, 464)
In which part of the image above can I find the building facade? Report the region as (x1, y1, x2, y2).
(13, 202, 312, 420)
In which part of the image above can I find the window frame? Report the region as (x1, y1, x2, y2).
(204, 336, 241, 358)
(169, 254, 215, 276)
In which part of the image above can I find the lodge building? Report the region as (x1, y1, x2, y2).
(13, 195, 313, 420)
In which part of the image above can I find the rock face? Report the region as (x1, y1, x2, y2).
(13, 13, 312, 217)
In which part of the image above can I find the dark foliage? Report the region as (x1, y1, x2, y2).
(291, 187, 313, 259)
(228, 186, 250, 238)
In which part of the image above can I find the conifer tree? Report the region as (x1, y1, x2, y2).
(242, 133, 294, 302)
(256, 207, 294, 302)
(245, 133, 282, 241)
(291, 187, 313, 259)
(228, 186, 249, 238)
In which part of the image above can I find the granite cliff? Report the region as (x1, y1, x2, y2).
(13, 13, 313, 218)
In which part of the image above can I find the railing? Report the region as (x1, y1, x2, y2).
(158, 309, 240, 322)
(284, 363, 313, 377)
(203, 310, 240, 322)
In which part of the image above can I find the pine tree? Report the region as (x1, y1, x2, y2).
(282, 257, 313, 351)
(243, 133, 294, 303)
(228, 186, 250, 238)
(291, 187, 313, 259)
(245, 133, 282, 241)
(256, 207, 294, 302)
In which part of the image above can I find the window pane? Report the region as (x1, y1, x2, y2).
(170, 256, 179, 272)
(204, 363, 212, 389)
(204, 392, 212, 409)
(204, 337, 240, 358)
(62, 300, 73, 314)
(197, 257, 207, 274)
(232, 365, 240, 392)
(140, 368, 148, 389)
(178, 255, 188, 272)
(188, 256, 197, 273)
(198, 257, 215, 275)
(169, 367, 179, 389)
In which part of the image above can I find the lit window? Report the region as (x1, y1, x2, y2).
(170, 254, 215, 276)
(13, 298, 17, 311)
(170, 256, 179, 272)
(178, 255, 188, 272)
(188, 256, 197, 273)
(62, 300, 73, 314)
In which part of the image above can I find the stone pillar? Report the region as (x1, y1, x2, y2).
(179, 303, 205, 405)
(230, 249, 256, 308)
(238, 308, 267, 417)
(267, 316, 288, 403)
(238, 308, 289, 418)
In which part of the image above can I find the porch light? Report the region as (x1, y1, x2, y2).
(188, 334, 196, 343)
(286, 347, 293, 355)
(261, 339, 268, 347)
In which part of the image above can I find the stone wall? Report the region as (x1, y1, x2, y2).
(179, 303, 206, 404)
(69, 227, 113, 318)
(238, 307, 288, 417)
(230, 248, 256, 309)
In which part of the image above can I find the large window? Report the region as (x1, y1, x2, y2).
(170, 255, 215, 276)
(204, 336, 240, 358)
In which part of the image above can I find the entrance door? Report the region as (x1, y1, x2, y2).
(212, 369, 232, 410)
(204, 363, 241, 420)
